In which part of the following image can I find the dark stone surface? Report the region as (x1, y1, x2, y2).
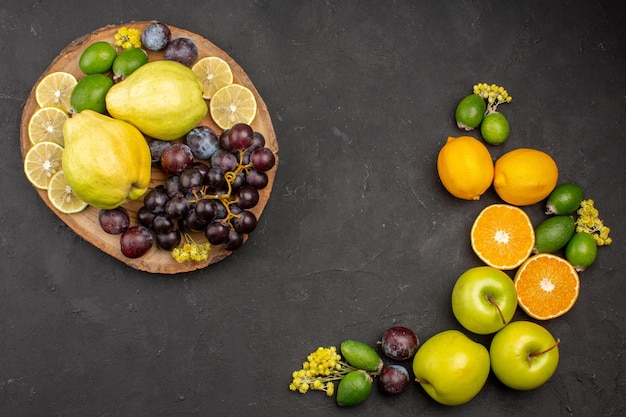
(2, 1, 625, 416)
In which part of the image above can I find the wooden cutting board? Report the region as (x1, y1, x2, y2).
(19, 21, 279, 274)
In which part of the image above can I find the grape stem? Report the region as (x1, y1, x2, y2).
(187, 150, 254, 226)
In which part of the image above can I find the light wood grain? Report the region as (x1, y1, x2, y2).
(19, 22, 279, 274)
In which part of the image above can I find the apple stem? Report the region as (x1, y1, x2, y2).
(486, 295, 507, 325)
(528, 338, 561, 363)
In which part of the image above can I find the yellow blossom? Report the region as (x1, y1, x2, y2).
(289, 346, 372, 397)
(576, 199, 612, 246)
(472, 82, 512, 112)
(172, 233, 212, 262)
(114, 27, 142, 50)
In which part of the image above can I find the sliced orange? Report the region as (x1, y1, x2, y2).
(470, 204, 535, 270)
(514, 253, 580, 320)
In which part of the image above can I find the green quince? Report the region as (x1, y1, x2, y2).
(105, 60, 207, 140)
(62, 110, 152, 209)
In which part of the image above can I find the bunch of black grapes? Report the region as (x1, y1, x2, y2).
(99, 123, 275, 259)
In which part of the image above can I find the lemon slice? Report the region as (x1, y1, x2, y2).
(35, 72, 77, 112)
(209, 84, 257, 130)
(28, 106, 69, 145)
(23, 141, 64, 190)
(47, 170, 88, 214)
(192, 56, 234, 99)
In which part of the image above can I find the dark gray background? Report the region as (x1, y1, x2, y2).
(2, 1, 625, 416)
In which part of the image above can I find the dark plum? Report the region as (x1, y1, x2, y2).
(381, 326, 419, 361)
(98, 207, 130, 234)
(120, 226, 154, 258)
(186, 126, 219, 159)
(379, 365, 410, 395)
(142, 22, 171, 51)
(250, 147, 276, 172)
(161, 143, 194, 176)
(164, 37, 198, 67)
(149, 139, 171, 165)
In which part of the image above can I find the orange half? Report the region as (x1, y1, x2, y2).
(514, 253, 580, 320)
(470, 204, 535, 270)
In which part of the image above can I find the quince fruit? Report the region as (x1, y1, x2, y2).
(62, 110, 152, 209)
(105, 60, 207, 140)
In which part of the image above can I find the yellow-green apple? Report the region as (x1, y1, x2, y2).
(412, 329, 490, 406)
(490, 321, 560, 390)
(451, 266, 517, 334)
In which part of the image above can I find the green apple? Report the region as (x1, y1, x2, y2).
(490, 321, 560, 390)
(451, 266, 517, 335)
(412, 329, 490, 406)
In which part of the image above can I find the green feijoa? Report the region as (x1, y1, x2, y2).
(481, 111, 510, 145)
(79, 41, 117, 75)
(566, 232, 597, 272)
(534, 215, 576, 253)
(455, 94, 486, 131)
(546, 183, 584, 215)
(336, 370, 372, 407)
(112, 48, 149, 82)
(70, 74, 114, 114)
(340, 340, 383, 372)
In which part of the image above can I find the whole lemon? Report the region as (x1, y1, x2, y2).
(493, 148, 558, 206)
(437, 136, 494, 200)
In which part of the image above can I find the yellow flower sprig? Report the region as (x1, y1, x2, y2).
(289, 346, 358, 397)
(114, 27, 142, 50)
(576, 199, 612, 246)
(473, 82, 512, 113)
(171, 233, 212, 263)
